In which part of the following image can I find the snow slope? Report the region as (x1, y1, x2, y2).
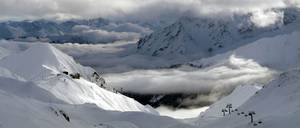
(190, 30, 300, 71)
(0, 43, 95, 80)
(0, 67, 25, 81)
(196, 69, 300, 128)
(0, 76, 195, 128)
(0, 43, 154, 113)
(199, 85, 261, 118)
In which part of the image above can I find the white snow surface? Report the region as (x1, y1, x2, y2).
(156, 106, 209, 119)
(199, 84, 261, 118)
(190, 31, 300, 71)
(0, 43, 94, 81)
(0, 42, 155, 113)
(0, 76, 195, 128)
(193, 69, 300, 128)
(105, 52, 275, 98)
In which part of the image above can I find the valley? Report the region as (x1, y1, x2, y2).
(1, 2, 300, 128)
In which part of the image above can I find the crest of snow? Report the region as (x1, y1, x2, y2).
(0, 43, 94, 81)
(0, 42, 156, 113)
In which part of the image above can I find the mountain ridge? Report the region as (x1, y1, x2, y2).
(137, 8, 300, 60)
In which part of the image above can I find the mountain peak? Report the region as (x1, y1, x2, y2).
(137, 8, 300, 59)
(0, 43, 94, 81)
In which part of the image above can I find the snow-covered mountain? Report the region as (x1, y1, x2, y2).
(0, 18, 152, 43)
(192, 69, 300, 128)
(196, 84, 261, 119)
(188, 30, 300, 71)
(0, 42, 201, 127)
(0, 76, 194, 128)
(137, 8, 300, 59)
(0, 42, 155, 113)
(2, 5, 300, 128)
(172, 29, 300, 127)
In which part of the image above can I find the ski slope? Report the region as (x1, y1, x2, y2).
(0, 43, 155, 113)
(0, 76, 195, 128)
(195, 69, 300, 128)
(199, 85, 262, 118)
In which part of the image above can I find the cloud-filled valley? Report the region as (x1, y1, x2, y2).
(104, 55, 276, 102)
(2, 0, 300, 127)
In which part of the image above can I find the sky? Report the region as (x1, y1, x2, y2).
(1, 0, 300, 21)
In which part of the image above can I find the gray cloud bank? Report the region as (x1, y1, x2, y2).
(1, 0, 300, 21)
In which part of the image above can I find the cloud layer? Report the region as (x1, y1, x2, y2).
(1, 0, 299, 21)
(71, 25, 141, 43)
(105, 55, 275, 95)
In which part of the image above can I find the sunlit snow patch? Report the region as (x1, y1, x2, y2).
(156, 106, 209, 119)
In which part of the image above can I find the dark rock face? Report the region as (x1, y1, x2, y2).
(123, 92, 213, 108)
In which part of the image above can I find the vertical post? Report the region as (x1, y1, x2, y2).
(226, 104, 232, 115)
(248, 111, 255, 123)
(222, 109, 226, 116)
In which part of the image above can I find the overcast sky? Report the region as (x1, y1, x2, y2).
(0, 0, 299, 21)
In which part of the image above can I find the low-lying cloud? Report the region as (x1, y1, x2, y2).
(1, 0, 299, 21)
(105, 55, 276, 100)
(72, 25, 141, 43)
(250, 10, 284, 27)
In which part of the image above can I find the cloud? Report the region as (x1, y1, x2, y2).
(104, 55, 276, 99)
(102, 23, 152, 35)
(250, 10, 284, 27)
(95, 55, 276, 106)
(53, 41, 175, 73)
(0, 0, 299, 21)
(71, 25, 141, 43)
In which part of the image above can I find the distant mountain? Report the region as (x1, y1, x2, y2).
(137, 8, 300, 59)
(0, 18, 152, 43)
